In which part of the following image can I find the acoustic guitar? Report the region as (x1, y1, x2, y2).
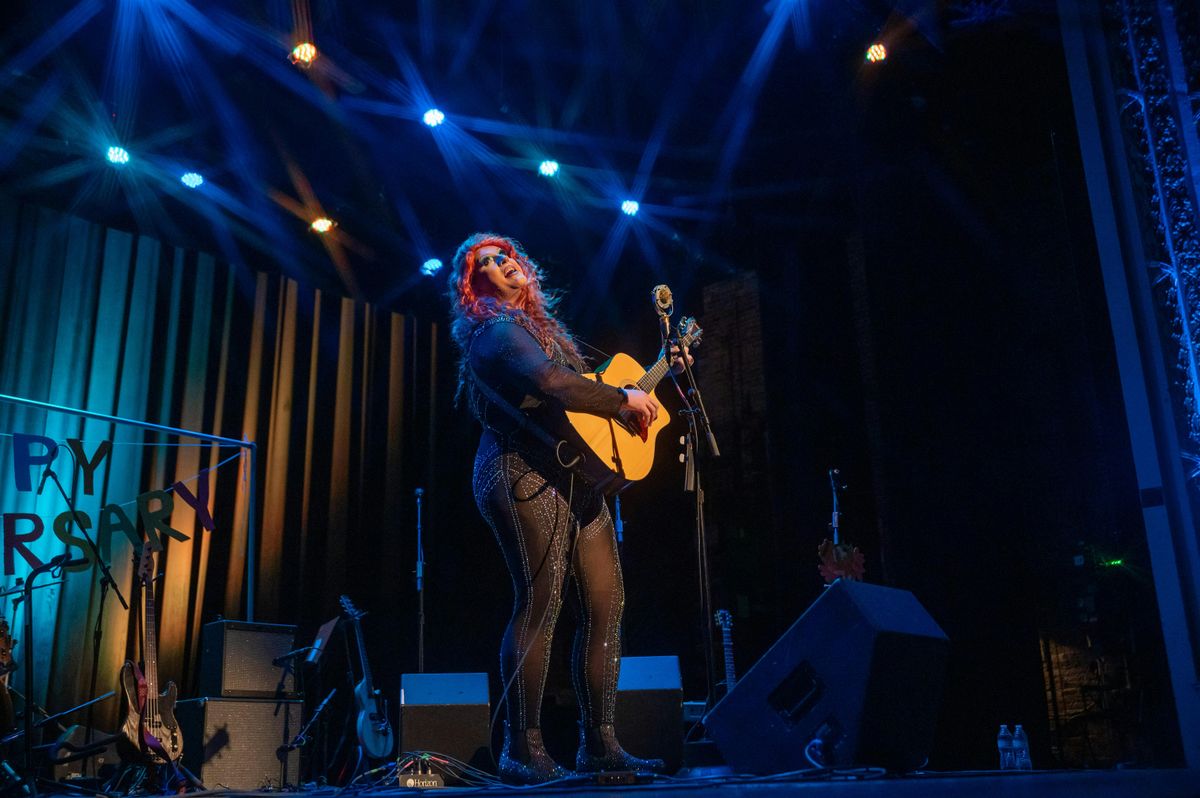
(119, 542, 182, 764)
(564, 316, 703, 494)
(338, 596, 394, 759)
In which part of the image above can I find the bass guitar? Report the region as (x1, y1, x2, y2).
(119, 542, 182, 764)
(564, 316, 703, 494)
(338, 596, 394, 759)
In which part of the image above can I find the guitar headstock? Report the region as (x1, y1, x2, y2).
(678, 316, 703, 350)
(714, 608, 733, 630)
(136, 541, 154, 586)
(339, 595, 366, 621)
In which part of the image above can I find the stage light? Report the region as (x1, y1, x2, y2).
(538, 160, 560, 177)
(180, 172, 204, 188)
(289, 42, 318, 67)
(310, 217, 335, 233)
(866, 43, 887, 63)
(621, 200, 640, 216)
(421, 258, 443, 276)
(1103, 558, 1124, 567)
(106, 146, 130, 165)
(422, 108, 445, 127)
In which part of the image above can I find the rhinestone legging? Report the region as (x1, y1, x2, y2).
(473, 435, 624, 731)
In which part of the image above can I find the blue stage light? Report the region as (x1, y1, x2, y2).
(538, 160, 560, 177)
(621, 200, 640, 216)
(106, 146, 130, 165)
(180, 172, 204, 188)
(421, 258, 443, 276)
(423, 108, 445, 127)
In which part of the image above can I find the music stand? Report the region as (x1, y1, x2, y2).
(305, 616, 340, 668)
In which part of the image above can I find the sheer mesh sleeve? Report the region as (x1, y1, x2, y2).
(470, 319, 625, 416)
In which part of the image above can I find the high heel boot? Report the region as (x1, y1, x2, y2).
(575, 723, 666, 774)
(498, 723, 572, 784)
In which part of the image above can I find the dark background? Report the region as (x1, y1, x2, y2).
(0, 0, 1180, 770)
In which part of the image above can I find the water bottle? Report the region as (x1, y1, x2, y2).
(1012, 725, 1032, 770)
(996, 724, 1014, 770)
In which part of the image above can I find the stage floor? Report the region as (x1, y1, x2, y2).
(65, 768, 1195, 798)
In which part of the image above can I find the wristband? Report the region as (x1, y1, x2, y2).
(616, 387, 628, 404)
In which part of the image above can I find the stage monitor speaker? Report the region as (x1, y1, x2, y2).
(615, 655, 684, 774)
(704, 580, 948, 773)
(399, 672, 491, 776)
(176, 697, 302, 790)
(197, 620, 298, 698)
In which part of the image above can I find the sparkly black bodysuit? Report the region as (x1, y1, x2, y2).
(465, 315, 627, 732)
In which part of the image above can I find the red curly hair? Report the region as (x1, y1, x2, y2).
(447, 233, 585, 402)
(448, 233, 582, 357)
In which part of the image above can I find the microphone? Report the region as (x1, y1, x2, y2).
(36, 468, 53, 495)
(652, 285, 673, 318)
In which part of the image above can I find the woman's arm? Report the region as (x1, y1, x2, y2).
(470, 320, 625, 415)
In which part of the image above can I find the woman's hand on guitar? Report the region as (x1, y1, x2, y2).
(620, 388, 659, 429)
(665, 343, 693, 375)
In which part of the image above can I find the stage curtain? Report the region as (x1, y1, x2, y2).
(0, 198, 429, 734)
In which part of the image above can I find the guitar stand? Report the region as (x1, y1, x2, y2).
(101, 758, 203, 796)
(167, 761, 205, 793)
(103, 762, 150, 796)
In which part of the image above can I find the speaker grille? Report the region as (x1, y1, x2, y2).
(198, 621, 297, 698)
(398, 673, 491, 778)
(177, 698, 301, 790)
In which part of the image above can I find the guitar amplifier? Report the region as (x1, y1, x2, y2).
(198, 620, 298, 698)
(398, 673, 491, 776)
(616, 656, 684, 774)
(176, 697, 302, 790)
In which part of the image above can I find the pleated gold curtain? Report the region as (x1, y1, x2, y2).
(0, 198, 431, 733)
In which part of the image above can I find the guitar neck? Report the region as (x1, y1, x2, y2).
(634, 331, 699, 394)
(721, 628, 736, 684)
(353, 620, 373, 689)
(635, 356, 673, 394)
(144, 582, 159, 698)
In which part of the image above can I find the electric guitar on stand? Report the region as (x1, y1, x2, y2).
(338, 596, 394, 759)
(119, 542, 183, 764)
(714, 609, 736, 698)
(564, 316, 703, 494)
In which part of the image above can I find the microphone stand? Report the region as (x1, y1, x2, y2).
(414, 488, 426, 674)
(40, 466, 129, 764)
(669, 325, 722, 712)
(20, 554, 87, 790)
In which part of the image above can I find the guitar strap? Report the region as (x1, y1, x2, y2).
(466, 361, 583, 469)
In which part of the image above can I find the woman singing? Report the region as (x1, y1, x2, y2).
(447, 232, 684, 783)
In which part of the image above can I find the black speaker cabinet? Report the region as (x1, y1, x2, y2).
(398, 673, 491, 776)
(198, 620, 298, 698)
(704, 580, 949, 773)
(615, 656, 684, 774)
(176, 697, 302, 790)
